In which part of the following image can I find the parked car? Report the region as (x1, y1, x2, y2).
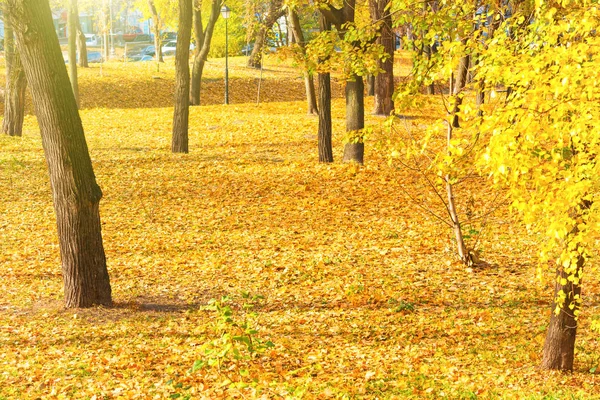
(123, 26, 143, 42)
(141, 45, 155, 56)
(85, 33, 100, 46)
(132, 34, 151, 43)
(87, 51, 103, 63)
(241, 43, 254, 55)
(161, 32, 177, 43)
(65, 51, 103, 64)
(161, 40, 195, 56)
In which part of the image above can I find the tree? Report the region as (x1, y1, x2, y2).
(7, 0, 112, 308)
(369, 0, 394, 116)
(318, 0, 365, 164)
(172, 0, 193, 153)
(288, 7, 318, 115)
(317, 14, 333, 162)
(148, 0, 164, 63)
(190, 0, 221, 106)
(247, 0, 284, 69)
(68, 0, 80, 107)
(2, 4, 27, 137)
(76, 15, 89, 68)
(475, 0, 600, 371)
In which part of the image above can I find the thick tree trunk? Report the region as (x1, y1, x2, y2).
(2, 7, 27, 137)
(541, 202, 590, 371)
(289, 9, 318, 115)
(77, 16, 88, 68)
(190, 0, 220, 106)
(68, 0, 79, 107)
(541, 256, 583, 371)
(342, 76, 365, 164)
(148, 0, 164, 63)
(370, 0, 394, 116)
(247, 0, 284, 69)
(7, 0, 112, 308)
(172, 0, 193, 153)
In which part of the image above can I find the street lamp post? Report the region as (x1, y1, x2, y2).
(221, 5, 231, 105)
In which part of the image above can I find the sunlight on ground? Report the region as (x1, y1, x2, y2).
(1, 55, 600, 399)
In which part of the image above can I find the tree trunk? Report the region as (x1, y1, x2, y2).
(172, 0, 193, 153)
(68, 0, 79, 107)
(247, 0, 284, 69)
(2, 6, 27, 137)
(148, 0, 164, 63)
(77, 15, 88, 68)
(451, 51, 470, 128)
(318, 73, 333, 163)
(370, 0, 394, 116)
(541, 202, 590, 371)
(7, 0, 112, 308)
(365, 75, 375, 96)
(190, 0, 220, 106)
(317, 15, 333, 163)
(288, 8, 317, 115)
(541, 255, 583, 371)
(342, 76, 365, 164)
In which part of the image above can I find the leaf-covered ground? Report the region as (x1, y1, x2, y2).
(1, 56, 600, 399)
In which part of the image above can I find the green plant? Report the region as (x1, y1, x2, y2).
(191, 293, 274, 389)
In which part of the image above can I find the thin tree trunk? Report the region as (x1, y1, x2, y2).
(2, 6, 27, 137)
(68, 0, 79, 107)
(7, 0, 112, 308)
(318, 73, 333, 162)
(370, 0, 394, 115)
(247, 0, 284, 69)
(148, 0, 164, 63)
(288, 8, 317, 115)
(451, 50, 470, 128)
(342, 76, 365, 164)
(190, 0, 220, 106)
(365, 75, 375, 96)
(77, 15, 88, 68)
(445, 120, 470, 265)
(317, 15, 333, 163)
(172, 0, 193, 153)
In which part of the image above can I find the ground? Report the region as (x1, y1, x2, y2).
(1, 54, 600, 399)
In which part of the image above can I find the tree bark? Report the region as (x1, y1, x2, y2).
(247, 0, 284, 69)
(365, 74, 375, 96)
(541, 255, 583, 371)
(318, 72, 333, 162)
(424, 44, 435, 95)
(2, 6, 27, 137)
(7, 0, 112, 308)
(317, 16, 333, 163)
(451, 51, 470, 128)
(541, 202, 590, 371)
(190, 0, 220, 106)
(288, 8, 317, 115)
(319, 0, 366, 164)
(77, 15, 88, 68)
(148, 0, 164, 63)
(172, 0, 193, 153)
(68, 0, 79, 107)
(370, 0, 394, 115)
(342, 76, 365, 164)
